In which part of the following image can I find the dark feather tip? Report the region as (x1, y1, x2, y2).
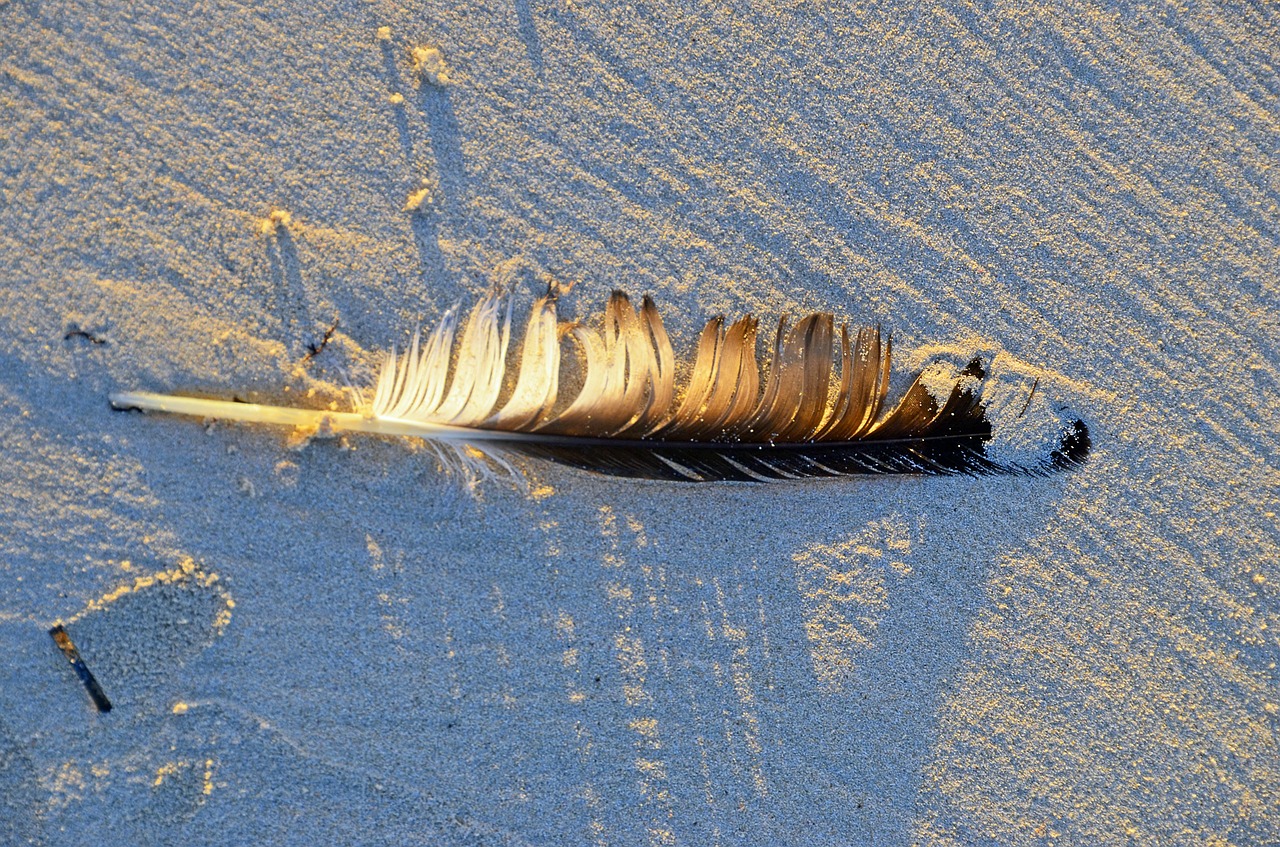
(1049, 418, 1091, 470)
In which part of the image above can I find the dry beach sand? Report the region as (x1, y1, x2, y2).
(2, 0, 1279, 844)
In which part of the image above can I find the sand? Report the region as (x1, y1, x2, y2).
(2, 0, 1277, 844)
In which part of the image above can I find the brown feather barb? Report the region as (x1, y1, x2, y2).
(110, 292, 1090, 482)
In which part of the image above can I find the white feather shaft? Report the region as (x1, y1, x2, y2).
(109, 391, 528, 442)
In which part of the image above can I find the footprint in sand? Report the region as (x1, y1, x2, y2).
(55, 557, 234, 710)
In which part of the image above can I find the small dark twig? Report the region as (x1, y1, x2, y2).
(1016, 377, 1040, 420)
(301, 318, 340, 364)
(49, 625, 112, 712)
(64, 327, 107, 345)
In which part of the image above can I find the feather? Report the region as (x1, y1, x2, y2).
(109, 292, 1090, 483)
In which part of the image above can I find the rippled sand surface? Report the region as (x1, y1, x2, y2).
(2, 2, 1277, 843)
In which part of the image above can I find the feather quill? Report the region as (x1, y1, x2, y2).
(110, 292, 1090, 482)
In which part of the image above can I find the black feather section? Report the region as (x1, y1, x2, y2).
(471, 364, 1090, 482)
(482, 421, 1088, 482)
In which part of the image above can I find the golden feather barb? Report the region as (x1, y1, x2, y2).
(110, 292, 1089, 482)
